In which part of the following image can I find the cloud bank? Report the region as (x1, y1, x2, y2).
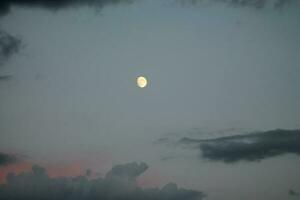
(0, 152, 18, 166)
(177, 129, 300, 163)
(0, 162, 205, 200)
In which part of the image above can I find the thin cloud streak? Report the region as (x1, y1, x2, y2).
(0, 0, 134, 16)
(177, 0, 297, 9)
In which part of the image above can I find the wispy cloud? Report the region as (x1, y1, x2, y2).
(177, 0, 297, 9)
(0, 162, 206, 200)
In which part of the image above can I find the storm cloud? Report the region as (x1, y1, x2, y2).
(0, 152, 18, 166)
(178, 0, 297, 9)
(0, 162, 205, 200)
(0, 0, 134, 16)
(177, 129, 300, 163)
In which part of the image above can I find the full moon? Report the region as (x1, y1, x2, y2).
(137, 76, 148, 88)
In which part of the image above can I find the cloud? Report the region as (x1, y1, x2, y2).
(177, 129, 300, 163)
(106, 162, 148, 180)
(0, 1, 134, 64)
(0, 152, 18, 166)
(289, 189, 299, 196)
(0, 0, 134, 16)
(177, 0, 297, 9)
(0, 162, 206, 200)
(0, 30, 21, 65)
(0, 75, 12, 81)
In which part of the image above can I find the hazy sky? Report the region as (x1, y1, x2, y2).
(0, 0, 300, 200)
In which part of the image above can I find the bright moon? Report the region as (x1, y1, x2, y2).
(137, 76, 148, 88)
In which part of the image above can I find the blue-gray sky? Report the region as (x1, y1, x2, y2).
(0, 0, 300, 200)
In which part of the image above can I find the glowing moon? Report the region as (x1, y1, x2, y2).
(137, 76, 148, 88)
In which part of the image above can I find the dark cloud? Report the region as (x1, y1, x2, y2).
(0, 162, 206, 200)
(85, 169, 92, 177)
(0, 30, 21, 65)
(106, 162, 148, 180)
(0, 0, 134, 16)
(178, 0, 296, 9)
(0, 75, 12, 81)
(0, 152, 18, 166)
(289, 189, 299, 196)
(177, 129, 300, 163)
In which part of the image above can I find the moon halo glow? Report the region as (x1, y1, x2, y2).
(137, 76, 148, 88)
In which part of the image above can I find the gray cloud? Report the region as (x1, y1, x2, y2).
(0, 152, 18, 166)
(106, 162, 148, 180)
(177, 0, 297, 9)
(0, 30, 21, 65)
(289, 189, 299, 196)
(0, 0, 134, 16)
(176, 129, 300, 163)
(0, 162, 206, 200)
(289, 189, 297, 196)
(0, 74, 12, 81)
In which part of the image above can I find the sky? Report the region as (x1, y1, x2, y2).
(0, 0, 300, 200)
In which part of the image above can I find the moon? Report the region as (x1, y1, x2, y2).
(137, 76, 148, 88)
